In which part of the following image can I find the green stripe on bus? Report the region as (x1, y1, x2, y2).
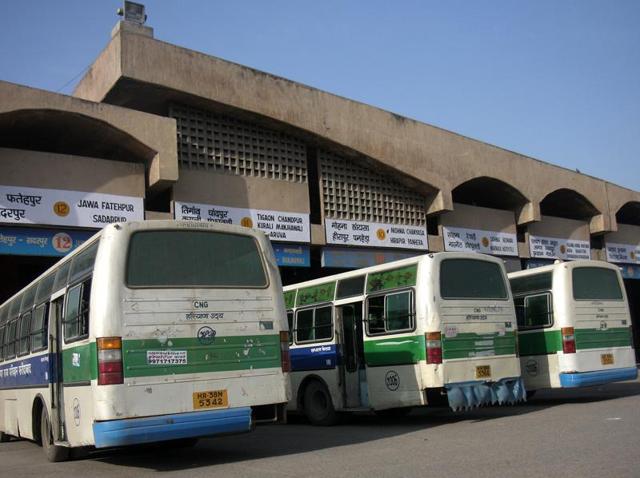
(364, 335, 426, 366)
(517, 330, 562, 356)
(366, 264, 417, 294)
(442, 332, 517, 360)
(284, 290, 296, 309)
(575, 327, 632, 349)
(62, 342, 98, 383)
(122, 334, 281, 378)
(296, 282, 336, 307)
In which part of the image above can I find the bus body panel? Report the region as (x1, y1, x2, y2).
(286, 252, 525, 416)
(0, 220, 291, 452)
(510, 260, 637, 391)
(366, 364, 427, 410)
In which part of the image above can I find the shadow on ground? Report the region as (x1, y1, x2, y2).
(81, 380, 640, 472)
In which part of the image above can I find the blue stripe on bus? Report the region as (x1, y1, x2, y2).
(0, 353, 52, 390)
(290, 344, 338, 371)
(559, 367, 638, 388)
(93, 407, 253, 448)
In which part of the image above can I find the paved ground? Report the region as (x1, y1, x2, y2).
(2, 379, 639, 478)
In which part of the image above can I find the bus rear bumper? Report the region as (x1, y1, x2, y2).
(92, 407, 252, 448)
(559, 367, 638, 388)
(444, 377, 526, 411)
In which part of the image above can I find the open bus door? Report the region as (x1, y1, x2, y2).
(336, 302, 368, 408)
(48, 292, 66, 442)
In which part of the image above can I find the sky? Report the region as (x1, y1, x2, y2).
(1, 1, 639, 191)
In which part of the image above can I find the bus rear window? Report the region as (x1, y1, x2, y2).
(127, 231, 267, 288)
(440, 259, 507, 300)
(572, 267, 623, 301)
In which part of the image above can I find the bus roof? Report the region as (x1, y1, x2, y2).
(508, 259, 621, 280)
(283, 251, 507, 292)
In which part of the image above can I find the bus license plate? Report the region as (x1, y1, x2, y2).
(193, 390, 229, 410)
(601, 353, 614, 365)
(475, 365, 491, 379)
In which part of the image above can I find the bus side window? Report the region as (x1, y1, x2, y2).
(524, 293, 553, 328)
(386, 291, 413, 331)
(514, 296, 525, 328)
(5, 319, 18, 360)
(367, 291, 414, 335)
(0, 325, 5, 361)
(296, 309, 314, 342)
(18, 311, 32, 356)
(367, 295, 386, 335)
(64, 279, 91, 342)
(295, 306, 333, 343)
(286, 311, 294, 344)
(30, 303, 49, 352)
(314, 306, 333, 341)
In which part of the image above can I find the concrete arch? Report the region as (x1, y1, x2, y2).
(540, 188, 609, 234)
(0, 81, 178, 191)
(616, 201, 640, 226)
(451, 176, 536, 225)
(0, 109, 156, 165)
(540, 188, 600, 220)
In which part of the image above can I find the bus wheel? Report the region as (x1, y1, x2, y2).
(303, 381, 338, 426)
(40, 408, 70, 462)
(0, 431, 11, 442)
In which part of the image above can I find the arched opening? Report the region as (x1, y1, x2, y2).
(452, 177, 528, 211)
(616, 201, 640, 226)
(0, 109, 155, 164)
(540, 188, 600, 220)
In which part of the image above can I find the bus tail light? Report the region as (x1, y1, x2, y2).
(426, 332, 442, 364)
(97, 337, 123, 385)
(561, 327, 576, 354)
(280, 331, 291, 373)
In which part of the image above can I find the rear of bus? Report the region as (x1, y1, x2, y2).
(90, 221, 290, 448)
(427, 253, 525, 410)
(556, 261, 637, 387)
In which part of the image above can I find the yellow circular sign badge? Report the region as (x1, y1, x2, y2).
(53, 201, 70, 217)
(240, 217, 253, 228)
(376, 229, 386, 241)
(481, 237, 490, 248)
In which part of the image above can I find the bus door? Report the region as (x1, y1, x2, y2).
(336, 302, 366, 408)
(48, 292, 66, 441)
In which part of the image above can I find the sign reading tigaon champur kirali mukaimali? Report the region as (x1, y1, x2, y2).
(0, 185, 144, 228)
(174, 201, 310, 243)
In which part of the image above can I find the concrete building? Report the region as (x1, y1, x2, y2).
(1, 19, 639, 354)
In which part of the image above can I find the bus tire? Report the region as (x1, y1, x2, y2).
(0, 431, 11, 442)
(40, 407, 70, 462)
(303, 381, 338, 426)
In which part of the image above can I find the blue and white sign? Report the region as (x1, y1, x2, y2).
(443, 226, 518, 257)
(0, 227, 94, 257)
(273, 244, 310, 268)
(606, 242, 640, 265)
(322, 247, 421, 269)
(529, 235, 590, 260)
(619, 264, 640, 280)
(174, 201, 310, 244)
(0, 185, 143, 228)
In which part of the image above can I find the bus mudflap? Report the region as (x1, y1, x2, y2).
(444, 377, 526, 411)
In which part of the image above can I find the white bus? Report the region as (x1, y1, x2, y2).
(509, 260, 637, 392)
(284, 252, 525, 425)
(0, 220, 291, 461)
